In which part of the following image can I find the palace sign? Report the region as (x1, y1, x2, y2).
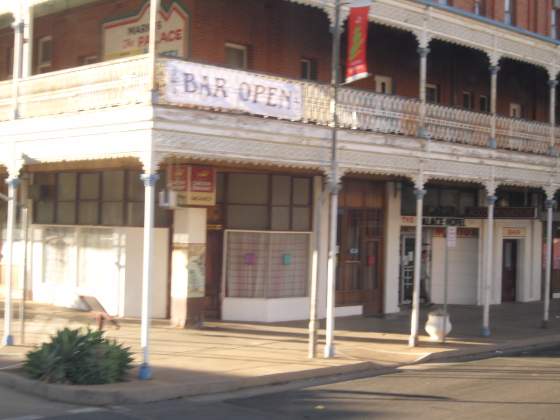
(163, 60, 303, 120)
(102, 2, 189, 60)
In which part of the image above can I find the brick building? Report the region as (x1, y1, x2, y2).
(1, 0, 560, 358)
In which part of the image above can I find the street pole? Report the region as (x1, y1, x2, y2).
(308, 188, 324, 359)
(324, 0, 341, 359)
(543, 199, 554, 328)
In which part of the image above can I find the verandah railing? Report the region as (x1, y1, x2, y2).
(0, 56, 555, 156)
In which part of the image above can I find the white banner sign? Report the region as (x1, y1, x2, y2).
(446, 226, 457, 248)
(164, 60, 303, 120)
(103, 2, 189, 61)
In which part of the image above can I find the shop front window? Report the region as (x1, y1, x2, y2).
(225, 173, 312, 231)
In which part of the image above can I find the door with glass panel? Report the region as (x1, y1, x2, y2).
(336, 208, 384, 314)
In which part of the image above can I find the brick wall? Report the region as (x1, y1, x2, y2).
(0, 0, 555, 123)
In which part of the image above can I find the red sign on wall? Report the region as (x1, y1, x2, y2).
(168, 164, 216, 207)
(346, 2, 371, 83)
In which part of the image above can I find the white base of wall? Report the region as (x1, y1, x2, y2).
(222, 299, 365, 322)
(334, 305, 363, 318)
(222, 297, 310, 322)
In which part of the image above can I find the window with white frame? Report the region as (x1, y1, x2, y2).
(225, 43, 248, 69)
(462, 91, 473, 110)
(374, 75, 393, 95)
(37, 36, 53, 73)
(426, 83, 439, 104)
(510, 103, 522, 118)
(504, 0, 516, 25)
(300, 58, 318, 80)
(479, 95, 489, 113)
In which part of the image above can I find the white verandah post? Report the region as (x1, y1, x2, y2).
(482, 183, 497, 337)
(409, 181, 425, 347)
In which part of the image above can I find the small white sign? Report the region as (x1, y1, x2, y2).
(164, 60, 303, 120)
(447, 226, 457, 248)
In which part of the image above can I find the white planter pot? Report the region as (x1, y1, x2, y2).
(424, 311, 452, 342)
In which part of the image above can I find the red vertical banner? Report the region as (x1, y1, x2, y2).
(346, 3, 370, 84)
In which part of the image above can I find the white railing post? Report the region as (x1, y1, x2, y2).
(417, 46, 430, 139)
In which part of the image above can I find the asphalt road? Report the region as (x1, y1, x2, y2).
(2, 348, 560, 420)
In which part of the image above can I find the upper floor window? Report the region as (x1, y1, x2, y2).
(426, 83, 439, 104)
(300, 58, 318, 81)
(225, 43, 248, 70)
(479, 95, 489, 113)
(474, 0, 486, 16)
(552, 6, 560, 38)
(37, 36, 53, 73)
(374, 75, 393, 95)
(504, 0, 516, 25)
(462, 91, 473, 110)
(510, 103, 523, 119)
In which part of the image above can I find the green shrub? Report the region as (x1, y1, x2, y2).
(23, 328, 133, 385)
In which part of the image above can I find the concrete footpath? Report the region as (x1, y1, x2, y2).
(1, 301, 560, 406)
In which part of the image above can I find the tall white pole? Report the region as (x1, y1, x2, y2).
(2, 178, 19, 346)
(543, 198, 555, 328)
(11, 2, 24, 119)
(139, 171, 158, 379)
(409, 187, 425, 347)
(149, 0, 160, 97)
(22, 2, 33, 78)
(489, 64, 500, 148)
(324, 0, 341, 359)
(482, 193, 496, 336)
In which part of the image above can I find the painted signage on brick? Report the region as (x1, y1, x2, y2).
(163, 60, 303, 120)
(503, 227, 527, 237)
(102, 2, 189, 60)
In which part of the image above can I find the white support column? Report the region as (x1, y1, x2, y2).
(548, 79, 558, 155)
(488, 64, 500, 149)
(308, 176, 324, 359)
(324, 173, 341, 358)
(2, 177, 20, 346)
(417, 46, 430, 139)
(543, 189, 556, 328)
(482, 182, 497, 337)
(138, 171, 158, 379)
(409, 180, 426, 347)
(11, 6, 24, 120)
(22, 2, 34, 78)
(149, 0, 161, 99)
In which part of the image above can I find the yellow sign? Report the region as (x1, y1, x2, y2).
(503, 227, 526, 237)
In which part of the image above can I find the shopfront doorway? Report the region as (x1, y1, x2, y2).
(336, 180, 385, 315)
(399, 230, 432, 304)
(502, 239, 518, 302)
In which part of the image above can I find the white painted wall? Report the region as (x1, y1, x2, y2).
(384, 182, 401, 313)
(478, 219, 542, 305)
(29, 225, 169, 319)
(430, 235, 478, 304)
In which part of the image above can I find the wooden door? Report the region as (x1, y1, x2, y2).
(502, 239, 517, 302)
(336, 208, 384, 314)
(205, 229, 223, 319)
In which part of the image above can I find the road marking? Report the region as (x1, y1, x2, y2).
(3, 416, 44, 420)
(67, 408, 106, 414)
